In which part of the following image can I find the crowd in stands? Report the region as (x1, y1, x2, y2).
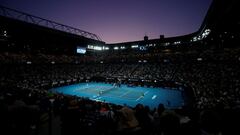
(1, 46, 240, 135)
(1, 47, 240, 109)
(1, 85, 240, 135)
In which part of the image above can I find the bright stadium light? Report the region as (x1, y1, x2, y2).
(192, 29, 211, 42)
(120, 46, 125, 49)
(131, 45, 138, 48)
(114, 47, 119, 50)
(3, 30, 7, 37)
(77, 47, 86, 54)
(95, 46, 103, 50)
(87, 45, 94, 49)
(163, 42, 170, 46)
(197, 58, 203, 61)
(174, 41, 181, 45)
(88, 45, 104, 51)
(26, 61, 32, 64)
(103, 46, 109, 50)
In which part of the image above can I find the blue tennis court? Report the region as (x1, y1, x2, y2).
(50, 82, 184, 109)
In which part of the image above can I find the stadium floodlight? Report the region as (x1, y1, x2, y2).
(88, 45, 103, 51)
(192, 37, 198, 42)
(197, 58, 203, 61)
(114, 47, 119, 50)
(140, 46, 147, 51)
(87, 45, 94, 49)
(3, 30, 7, 37)
(192, 29, 211, 42)
(103, 46, 109, 50)
(77, 47, 87, 54)
(202, 29, 211, 38)
(94, 46, 103, 50)
(120, 46, 125, 49)
(163, 42, 170, 46)
(174, 41, 181, 45)
(131, 45, 138, 48)
(26, 61, 32, 64)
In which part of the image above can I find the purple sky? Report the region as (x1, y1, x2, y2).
(1, 0, 212, 43)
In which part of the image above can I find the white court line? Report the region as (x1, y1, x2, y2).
(152, 95, 157, 100)
(144, 91, 149, 95)
(136, 96, 143, 101)
(120, 90, 131, 97)
(94, 96, 102, 100)
(136, 91, 149, 101)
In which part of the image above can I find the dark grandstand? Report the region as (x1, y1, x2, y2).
(0, 0, 240, 135)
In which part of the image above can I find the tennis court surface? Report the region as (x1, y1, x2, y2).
(50, 82, 184, 109)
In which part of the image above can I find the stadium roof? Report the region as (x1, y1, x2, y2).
(200, 0, 240, 31)
(0, 5, 102, 41)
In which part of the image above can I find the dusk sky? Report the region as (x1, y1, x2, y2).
(0, 0, 212, 43)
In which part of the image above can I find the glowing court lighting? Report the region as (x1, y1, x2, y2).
(120, 46, 125, 49)
(131, 45, 138, 48)
(114, 47, 119, 50)
(26, 61, 32, 64)
(103, 46, 109, 50)
(197, 58, 203, 61)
